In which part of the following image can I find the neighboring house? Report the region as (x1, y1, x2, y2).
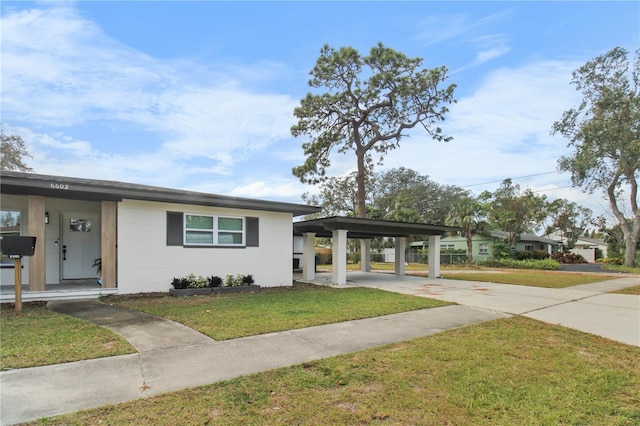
(0, 171, 320, 296)
(409, 230, 562, 261)
(545, 229, 608, 262)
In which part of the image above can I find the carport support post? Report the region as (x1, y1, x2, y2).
(332, 229, 347, 285)
(360, 240, 371, 272)
(394, 237, 406, 276)
(302, 232, 316, 280)
(428, 235, 441, 278)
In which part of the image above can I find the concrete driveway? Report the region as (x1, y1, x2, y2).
(301, 271, 640, 347)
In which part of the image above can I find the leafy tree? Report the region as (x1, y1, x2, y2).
(480, 179, 548, 249)
(544, 199, 593, 249)
(445, 196, 488, 262)
(292, 43, 456, 218)
(301, 172, 362, 218)
(552, 47, 640, 266)
(374, 167, 469, 224)
(1, 130, 33, 172)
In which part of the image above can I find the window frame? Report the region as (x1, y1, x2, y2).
(1, 210, 23, 266)
(183, 213, 245, 247)
(479, 243, 489, 254)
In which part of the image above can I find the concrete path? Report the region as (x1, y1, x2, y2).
(0, 302, 507, 425)
(323, 272, 640, 346)
(48, 299, 214, 352)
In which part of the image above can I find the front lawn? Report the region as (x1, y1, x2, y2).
(440, 270, 617, 288)
(31, 317, 640, 425)
(612, 285, 640, 295)
(0, 302, 134, 370)
(103, 283, 451, 340)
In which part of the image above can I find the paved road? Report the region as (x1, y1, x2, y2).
(558, 263, 628, 274)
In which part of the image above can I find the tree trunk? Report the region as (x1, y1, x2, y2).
(623, 236, 637, 267)
(356, 150, 367, 219)
(465, 230, 474, 262)
(623, 216, 639, 267)
(607, 179, 639, 267)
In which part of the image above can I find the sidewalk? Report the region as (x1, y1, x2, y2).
(0, 302, 507, 425)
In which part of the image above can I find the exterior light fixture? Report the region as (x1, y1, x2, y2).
(45, 212, 49, 224)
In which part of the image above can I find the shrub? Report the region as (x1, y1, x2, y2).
(171, 277, 190, 289)
(185, 273, 208, 288)
(172, 273, 255, 289)
(226, 274, 245, 287)
(551, 252, 587, 264)
(479, 258, 560, 270)
(513, 250, 550, 260)
(208, 276, 223, 288)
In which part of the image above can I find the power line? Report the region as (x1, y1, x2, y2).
(461, 171, 558, 188)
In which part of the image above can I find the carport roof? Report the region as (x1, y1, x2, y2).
(293, 216, 459, 239)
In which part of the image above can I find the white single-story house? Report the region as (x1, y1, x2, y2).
(544, 229, 608, 262)
(0, 171, 320, 298)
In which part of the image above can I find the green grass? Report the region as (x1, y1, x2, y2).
(30, 317, 640, 425)
(603, 264, 640, 275)
(612, 285, 640, 295)
(0, 302, 134, 370)
(440, 270, 618, 288)
(103, 283, 451, 340)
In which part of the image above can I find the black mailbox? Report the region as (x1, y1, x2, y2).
(1, 236, 37, 257)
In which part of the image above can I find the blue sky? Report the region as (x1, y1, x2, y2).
(2, 1, 638, 221)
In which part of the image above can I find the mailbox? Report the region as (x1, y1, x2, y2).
(0, 236, 37, 258)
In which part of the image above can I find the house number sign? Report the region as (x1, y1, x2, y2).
(50, 183, 70, 190)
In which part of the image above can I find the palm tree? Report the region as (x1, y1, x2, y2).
(446, 197, 488, 262)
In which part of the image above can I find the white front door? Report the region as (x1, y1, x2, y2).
(61, 212, 101, 280)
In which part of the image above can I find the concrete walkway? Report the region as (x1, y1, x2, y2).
(48, 299, 214, 352)
(318, 272, 639, 346)
(1, 274, 638, 425)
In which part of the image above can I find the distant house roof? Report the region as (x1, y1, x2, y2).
(489, 231, 561, 245)
(0, 171, 321, 217)
(575, 236, 607, 246)
(294, 216, 459, 239)
(411, 230, 562, 247)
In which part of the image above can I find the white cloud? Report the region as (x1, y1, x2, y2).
(1, 3, 298, 174)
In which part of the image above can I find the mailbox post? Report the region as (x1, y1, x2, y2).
(1, 236, 37, 314)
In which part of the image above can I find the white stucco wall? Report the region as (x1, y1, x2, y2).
(116, 199, 294, 293)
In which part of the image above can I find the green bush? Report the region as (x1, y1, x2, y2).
(208, 276, 223, 288)
(480, 258, 560, 270)
(513, 250, 550, 260)
(171, 274, 251, 289)
(551, 252, 587, 264)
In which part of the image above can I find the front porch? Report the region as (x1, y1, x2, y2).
(0, 280, 117, 303)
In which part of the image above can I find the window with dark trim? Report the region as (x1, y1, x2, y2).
(1, 210, 22, 266)
(167, 212, 259, 247)
(185, 214, 244, 246)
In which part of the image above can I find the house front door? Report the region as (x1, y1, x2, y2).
(61, 212, 101, 280)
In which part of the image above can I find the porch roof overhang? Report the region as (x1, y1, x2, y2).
(0, 171, 321, 217)
(293, 216, 459, 239)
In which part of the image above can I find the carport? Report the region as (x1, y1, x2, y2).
(293, 216, 458, 285)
